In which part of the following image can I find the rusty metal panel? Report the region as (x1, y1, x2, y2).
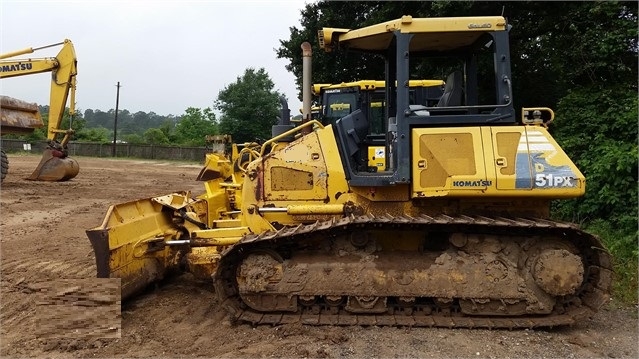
(0, 95, 43, 134)
(263, 132, 328, 201)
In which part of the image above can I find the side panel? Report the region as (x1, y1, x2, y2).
(412, 128, 488, 197)
(412, 126, 585, 198)
(263, 133, 329, 201)
(242, 126, 353, 227)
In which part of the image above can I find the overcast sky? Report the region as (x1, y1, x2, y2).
(0, 0, 311, 117)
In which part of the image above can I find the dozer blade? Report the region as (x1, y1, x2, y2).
(86, 195, 184, 299)
(27, 147, 79, 181)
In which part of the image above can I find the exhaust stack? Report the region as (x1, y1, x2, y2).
(301, 42, 312, 134)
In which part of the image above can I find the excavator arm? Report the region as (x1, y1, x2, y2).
(0, 39, 79, 181)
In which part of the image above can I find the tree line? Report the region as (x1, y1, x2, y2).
(15, 68, 285, 147)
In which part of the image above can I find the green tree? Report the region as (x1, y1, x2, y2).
(85, 109, 113, 129)
(538, 2, 638, 230)
(143, 128, 170, 144)
(123, 133, 145, 144)
(173, 107, 217, 146)
(21, 123, 46, 142)
(553, 87, 638, 224)
(159, 120, 178, 143)
(76, 126, 111, 143)
(114, 109, 133, 136)
(215, 68, 282, 143)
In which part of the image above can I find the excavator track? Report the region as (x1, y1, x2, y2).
(214, 214, 613, 329)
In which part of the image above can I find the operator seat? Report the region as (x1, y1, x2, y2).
(436, 71, 463, 107)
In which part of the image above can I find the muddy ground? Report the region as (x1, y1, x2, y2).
(0, 154, 637, 358)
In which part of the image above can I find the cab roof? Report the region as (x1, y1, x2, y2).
(319, 15, 507, 53)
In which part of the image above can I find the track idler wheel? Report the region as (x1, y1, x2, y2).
(533, 249, 584, 296)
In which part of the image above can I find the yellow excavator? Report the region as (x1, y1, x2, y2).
(0, 39, 79, 182)
(88, 15, 612, 328)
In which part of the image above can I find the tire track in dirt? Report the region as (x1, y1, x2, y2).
(0, 256, 100, 334)
(115, 274, 236, 355)
(1, 257, 95, 279)
(0, 299, 32, 329)
(1, 156, 206, 357)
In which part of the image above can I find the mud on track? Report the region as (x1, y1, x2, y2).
(1, 154, 637, 358)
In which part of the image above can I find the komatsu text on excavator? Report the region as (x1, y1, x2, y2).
(88, 16, 612, 328)
(0, 39, 79, 182)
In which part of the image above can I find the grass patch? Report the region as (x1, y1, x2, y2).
(585, 217, 638, 305)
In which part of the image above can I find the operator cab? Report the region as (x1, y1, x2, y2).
(314, 80, 444, 136)
(319, 15, 517, 186)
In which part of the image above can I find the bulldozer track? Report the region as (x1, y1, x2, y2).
(215, 214, 613, 329)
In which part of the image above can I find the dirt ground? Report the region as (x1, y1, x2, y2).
(1, 153, 637, 359)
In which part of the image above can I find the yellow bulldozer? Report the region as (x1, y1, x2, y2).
(0, 39, 79, 182)
(87, 15, 612, 328)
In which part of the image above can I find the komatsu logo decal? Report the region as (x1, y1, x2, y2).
(452, 180, 492, 187)
(0, 63, 33, 72)
(468, 23, 492, 29)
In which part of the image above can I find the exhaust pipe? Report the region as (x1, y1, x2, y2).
(271, 42, 313, 140)
(301, 42, 312, 135)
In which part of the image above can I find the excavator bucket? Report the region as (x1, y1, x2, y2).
(27, 147, 79, 181)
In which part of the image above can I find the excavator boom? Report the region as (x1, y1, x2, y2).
(0, 39, 79, 182)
